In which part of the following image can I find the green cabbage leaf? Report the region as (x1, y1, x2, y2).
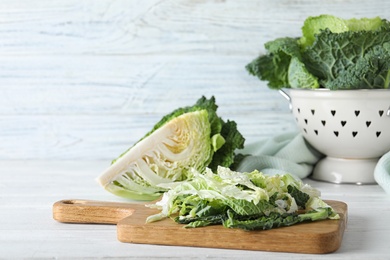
(96, 96, 245, 201)
(246, 14, 390, 90)
(146, 167, 339, 230)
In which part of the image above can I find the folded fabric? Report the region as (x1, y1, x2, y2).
(236, 131, 390, 194)
(374, 151, 390, 194)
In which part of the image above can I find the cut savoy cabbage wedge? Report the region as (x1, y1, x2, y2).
(96, 96, 245, 201)
(146, 166, 339, 230)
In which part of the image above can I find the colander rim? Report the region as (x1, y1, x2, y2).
(286, 88, 390, 92)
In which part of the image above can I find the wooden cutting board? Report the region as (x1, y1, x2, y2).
(53, 199, 347, 254)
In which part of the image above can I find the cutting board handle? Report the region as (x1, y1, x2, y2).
(53, 199, 144, 224)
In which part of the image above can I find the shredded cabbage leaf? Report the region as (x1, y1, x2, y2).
(146, 167, 339, 230)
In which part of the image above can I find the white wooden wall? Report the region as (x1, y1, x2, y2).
(1, 0, 389, 160)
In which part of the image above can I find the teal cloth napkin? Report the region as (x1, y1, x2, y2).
(236, 132, 390, 194)
(374, 152, 390, 194)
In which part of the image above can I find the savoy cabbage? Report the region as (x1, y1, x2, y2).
(246, 14, 390, 90)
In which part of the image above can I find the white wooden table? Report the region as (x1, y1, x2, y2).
(1, 0, 390, 258)
(1, 160, 389, 259)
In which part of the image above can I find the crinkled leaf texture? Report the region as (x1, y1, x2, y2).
(246, 15, 390, 90)
(304, 29, 390, 89)
(96, 96, 245, 201)
(146, 167, 339, 230)
(246, 37, 303, 89)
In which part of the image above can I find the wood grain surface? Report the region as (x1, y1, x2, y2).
(2, 1, 390, 258)
(2, 160, 389, 259)
(2, 0, 389, 161)
(53, 199, 347, 254)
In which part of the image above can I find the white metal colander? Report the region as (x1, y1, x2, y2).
(281, 89, 390, 184)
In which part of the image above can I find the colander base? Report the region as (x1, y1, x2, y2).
(312, 157, 378, 185)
